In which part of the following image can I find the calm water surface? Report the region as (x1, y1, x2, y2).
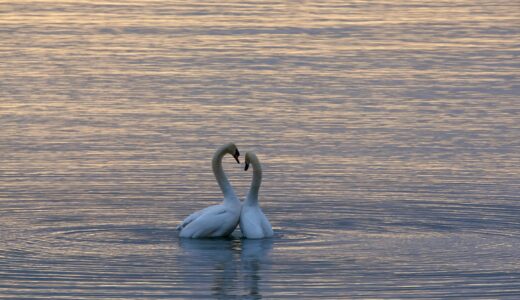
(1, 1, 519, 299)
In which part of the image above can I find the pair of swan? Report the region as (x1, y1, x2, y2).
(176, 143, 274, 239)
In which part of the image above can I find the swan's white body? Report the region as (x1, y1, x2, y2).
(177, 143, 241, 238)
(240, 152, 274, 239)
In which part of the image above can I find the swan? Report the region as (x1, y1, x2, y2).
(239, 152, 274, 239)
(177, 142, 242, 238)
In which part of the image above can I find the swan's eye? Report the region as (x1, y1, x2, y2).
(244, 162, 250, 171)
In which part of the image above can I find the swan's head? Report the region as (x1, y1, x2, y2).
(244, 151, 258, 171)
(224, 142, 240, 164)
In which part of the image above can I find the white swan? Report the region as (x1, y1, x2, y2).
(239, 152, 274, 239)
(177, 142, 241, 238)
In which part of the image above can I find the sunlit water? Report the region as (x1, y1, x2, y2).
(1, 1, 519, 299)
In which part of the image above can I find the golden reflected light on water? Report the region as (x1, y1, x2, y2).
(1, 0, 519, 299)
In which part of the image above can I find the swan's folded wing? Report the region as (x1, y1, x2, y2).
(180, 206, 237, 238)
(240, 208, 273, 238)
(260, 212, 274, 237)
(176, 205, 214, 230)
(240, 209, 263, 238)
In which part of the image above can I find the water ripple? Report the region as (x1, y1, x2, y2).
(1, 0, 519, 298)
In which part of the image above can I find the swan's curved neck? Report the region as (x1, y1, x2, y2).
(246, 159, 262, 205)
(212, 146, 238, 203)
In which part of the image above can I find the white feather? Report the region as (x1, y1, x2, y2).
(240, 152, 274, 239)
(177, 143, 241, 238)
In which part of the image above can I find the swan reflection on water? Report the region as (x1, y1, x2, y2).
(241, 239, 274, 299)
(178, 237, 273, 299)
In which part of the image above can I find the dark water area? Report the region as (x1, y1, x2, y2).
(1, 0, 519, 299)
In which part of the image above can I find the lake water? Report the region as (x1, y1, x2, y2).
(1, 0, 519, 299)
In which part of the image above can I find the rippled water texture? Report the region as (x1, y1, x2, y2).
(1, 0, 519, 299)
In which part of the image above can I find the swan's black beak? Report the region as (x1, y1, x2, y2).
(244, 161, 250, 171)
(233, 149, 240, 164)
